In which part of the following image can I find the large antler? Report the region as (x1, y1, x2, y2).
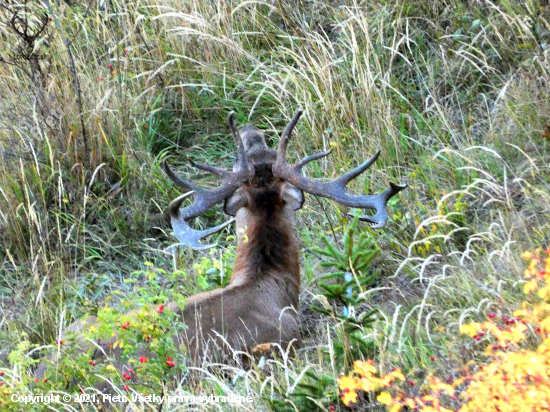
(10, 10, 49, 47)
(163, 112, 254, 249)
(273, 110, 407, 228)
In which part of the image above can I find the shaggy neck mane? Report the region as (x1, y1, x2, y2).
(231, 195, 300, 304)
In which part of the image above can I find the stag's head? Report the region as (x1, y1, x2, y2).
(163, 111, 407, 249)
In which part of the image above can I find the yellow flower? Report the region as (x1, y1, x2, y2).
(337, 374, 359, 389)
(538, 284, 550, 299)
(460, 322, 480, 337)
(389, 405, 403, 412)
(524, 279, 539, 293)
(340, 388, 358, 406)
(377, 391, 392, 405)
(337, 375, 360, 405)
(509, 324, 527, 343)
(354, 360, 377, 376)
(521, 251, 533, 260)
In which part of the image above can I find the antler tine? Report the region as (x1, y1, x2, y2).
(189, 159, 228, 177)
(35, 13, 49, 37)
(168, 192, 235, 249)
(228, 111, 253, 175)
(163, 159, 201, 192)
(163, 112, 255, 249)
(295, 149, 332, 172)
(273, 115, 407, 228)
(354, 182, 407, 227)
(336, 150, 381, 186)
(275, 110, 303, 166)
(10, 11, 26, 37)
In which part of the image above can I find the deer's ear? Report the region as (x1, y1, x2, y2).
(224, 187, 249, 216)
(282, 183, 304, 211)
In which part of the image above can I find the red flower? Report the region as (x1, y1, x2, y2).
(329, 407, 335, 411)
(89, 360, 96, 366)
(0, 372, 4, 376)
(121, 321, 130, 330)
(166, 357, 175, 368)
(55, 340, 63, 345)
(111, 72, 115, 76)
(35, 378, 39, 382)
(123, 372, 131, 381)
(158, 305, 164, 314)
(408, 381, 415, 386)
(43, 379, 48, 382)
(488, 313, 496, 319)
(139, 356, 147, 363)
(108, 64, 113, 69)
(123, 385, 129, 391)
(145, 125, 149, 129)
(430, 356, 435, 361)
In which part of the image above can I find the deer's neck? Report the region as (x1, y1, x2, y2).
(230, 207, 300, 306)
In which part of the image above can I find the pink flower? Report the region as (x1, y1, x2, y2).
(488, 313, 496, 319)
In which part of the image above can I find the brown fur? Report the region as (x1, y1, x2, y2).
(36, 126, 302, 384)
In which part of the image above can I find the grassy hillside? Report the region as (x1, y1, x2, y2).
(0, 0, 549, 410)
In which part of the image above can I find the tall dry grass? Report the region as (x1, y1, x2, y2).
(0, 0, 549, 410)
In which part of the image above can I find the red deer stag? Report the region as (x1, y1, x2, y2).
(161, 110, 406, 362)
(36, 110, 405, 381)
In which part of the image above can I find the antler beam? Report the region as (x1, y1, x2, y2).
(273, 110, 407, 228)
(163, 112, 254, 249)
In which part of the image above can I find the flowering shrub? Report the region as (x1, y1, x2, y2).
(0, 263, 189, 409)
(338, 248, 550, 411)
